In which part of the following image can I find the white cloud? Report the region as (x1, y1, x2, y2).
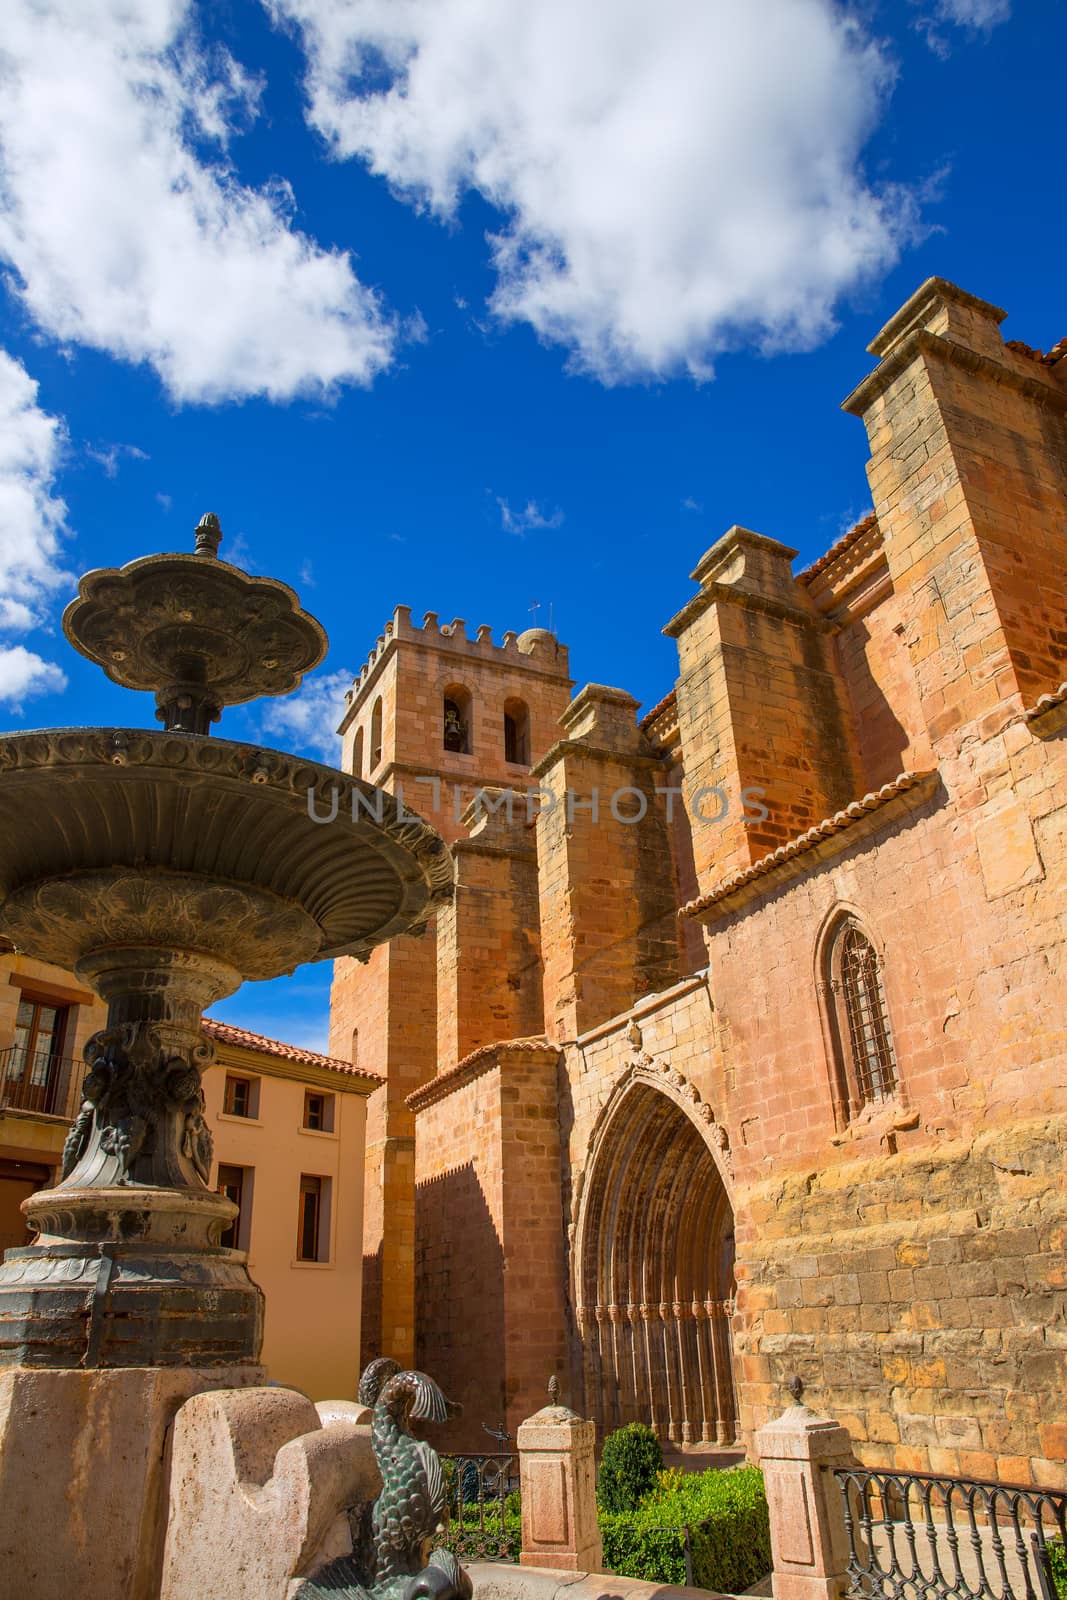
(916, 0, 1011, 54)
(260, 666, 353, 762)
(86, 442, 149, 479)
(935, 0, 1010, 26)
(0, 348, 71, 709)
(273, 0, 914, 383)
(681, 497, 703, 513)
(496, 496, 564, 536)
(0, 0, 397, 404)
(0, 645, 67, 710)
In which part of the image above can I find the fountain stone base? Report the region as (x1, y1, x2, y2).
(0, 1185, 263, 1369)
(0, 1363, 267, 1600)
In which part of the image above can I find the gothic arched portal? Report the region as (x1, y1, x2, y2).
(575, 1081, 737, 1445)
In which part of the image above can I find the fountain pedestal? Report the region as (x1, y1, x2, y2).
(0, 517, 454, 1599)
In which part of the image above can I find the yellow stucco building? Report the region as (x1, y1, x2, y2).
(0, 941, 377, 1399)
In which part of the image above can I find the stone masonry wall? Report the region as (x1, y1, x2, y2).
(412, 1043, 569, 1450)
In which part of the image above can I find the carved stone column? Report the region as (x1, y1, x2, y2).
(673, 1299, 694, 1444)
(692, 1298, 715, 1445)
(707, 1296, 737, 1444)
(626, 1302, 645, 1423)
(639, 1303, 662, 1439)
(0, 924, 267, 1370)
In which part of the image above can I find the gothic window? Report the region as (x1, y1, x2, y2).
(503, 698, 531, 765)
(822, 916, 898, 1121)
(443, 685, 472, 754)
(370, 698, 383, 770)
(352, 727, 364, 779)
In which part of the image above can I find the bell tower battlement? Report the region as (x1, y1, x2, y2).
(336, 604, 573, 846)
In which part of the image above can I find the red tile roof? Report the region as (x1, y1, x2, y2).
(202, 1018, 381, 1083)
(638, 689, 677, 731)
(406, 1036, 559, 1111)
(796, 513, 878, 587)
(1006, 336, 1067, 367)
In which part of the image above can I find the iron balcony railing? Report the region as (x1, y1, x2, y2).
(833, 1465, 1067, 1600)
(441, 1454, 520, 1562)
(0, 1046, 85, 1119)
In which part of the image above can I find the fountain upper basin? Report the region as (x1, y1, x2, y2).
(0, 726, 453, 983)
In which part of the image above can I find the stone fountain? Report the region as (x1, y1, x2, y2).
(0, 514, 453, 1597)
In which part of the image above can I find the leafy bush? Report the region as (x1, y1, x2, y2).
(1046, 1539, 1067, 1600)
(599, 1464, 772, 1594)
(597, 1423, 664, 1513)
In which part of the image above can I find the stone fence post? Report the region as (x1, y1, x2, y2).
(755, 1384, 855, 1600)
(517, 1379, 603, 1573)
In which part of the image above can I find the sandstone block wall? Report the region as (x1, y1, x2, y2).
(411, 1043, 568, 1450)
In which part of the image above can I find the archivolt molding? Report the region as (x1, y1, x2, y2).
(569, 1019, 734, 1243)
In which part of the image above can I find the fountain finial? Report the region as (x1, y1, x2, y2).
(194, 512, 223, 557)
(63, 513, 328, 734)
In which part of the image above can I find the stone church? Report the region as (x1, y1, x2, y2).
(329, 278, 1067, 1485)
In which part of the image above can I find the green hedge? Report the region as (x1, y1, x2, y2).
(1047, 1539, 1067, 1600)
(599, 1465, 772, 1593)
(442, 1457, 771, 1590)
(597, 1423, 665, 1513)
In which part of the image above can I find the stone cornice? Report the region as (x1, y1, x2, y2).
(867, 278, 1006, 359)
(663, 579, 830, 640)
(528, 739, 666, 781)
(572, 970, 712, 1049)
(453, 835, 537, 862)
(361, 758, 537, 798)
(843, 328, 1067, 419)
(407, 1037, 561, 1112)
(683, 769, 940, 923)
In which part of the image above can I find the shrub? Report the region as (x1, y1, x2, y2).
(599, 1464, 772, 1594)
(1047, 1539, 1067, 1600)
(597, 1423, 664, 1513)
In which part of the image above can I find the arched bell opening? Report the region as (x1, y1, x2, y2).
(576, 1081, 737, 1446)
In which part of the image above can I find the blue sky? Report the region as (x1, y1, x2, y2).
(1, 0, 1064, 1051)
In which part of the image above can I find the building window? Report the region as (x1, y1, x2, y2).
(503, 698, 531, 765)
(297, 1174, 331, 1262)
(443, 685, 472, 754)
(217, 1163, 253, 1251)
(370, 698, 383, 770)
(303, 1090, 335, 1133)
(223, 1074, 258, 1118)
(3, 997, 69, 1114)
(351, 1026, 358, 1067)
(352, 727, 364, 780)
(822, 916, 898, 1120)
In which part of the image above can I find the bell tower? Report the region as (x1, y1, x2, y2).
(330, 606, 572, 1367)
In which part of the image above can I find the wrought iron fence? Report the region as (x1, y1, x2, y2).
(0, 1047, 84, 1118)
(441, 1453, 520, 1562)
(833, 1465, 1067, 1600)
